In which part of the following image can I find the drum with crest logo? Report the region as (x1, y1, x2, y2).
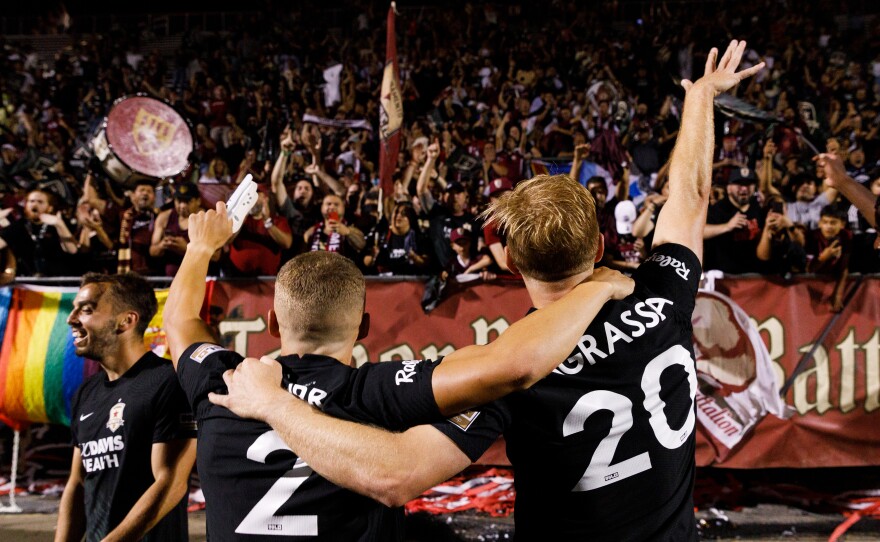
(90, 95, 194, 185)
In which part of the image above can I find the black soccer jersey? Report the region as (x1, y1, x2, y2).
(177, 344, 504, 541)
(505, 242, 701, 541)
(70, 352, 195, 542)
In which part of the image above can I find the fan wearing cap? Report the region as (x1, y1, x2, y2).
(150, 182, 216, 276)
(605, 200, 645, 271)
(712, 134, 747, 185)
(703, 166, 764, 273)
(414, 140, 482, 272)
(482, 177, 516, 274)
(440, 227, 493, 283)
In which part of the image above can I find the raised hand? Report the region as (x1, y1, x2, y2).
(188, 201, 234, 252)
(681, 40, 765, 95)
(426, 140, 440, 162)
(208, 356, 286, 422)
(573, 143, 591, 162)
(726, 212, 749, 231)
(813, 152, 848, 185)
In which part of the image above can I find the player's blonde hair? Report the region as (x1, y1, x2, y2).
(274, 252, 365, 340)
(482, 174, 600, 282)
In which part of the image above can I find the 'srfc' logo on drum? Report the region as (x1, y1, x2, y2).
(132, 109, 177, 155)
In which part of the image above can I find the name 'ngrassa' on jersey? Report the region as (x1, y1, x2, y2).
(554, 297, 674, 374)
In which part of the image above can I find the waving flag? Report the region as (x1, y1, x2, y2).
(0, 287, 87, 427)
(378, 2, 403, 196)
(0, 286, 170, 428)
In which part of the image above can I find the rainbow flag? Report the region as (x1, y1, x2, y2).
(0, 286, 87, 427)
(0, 286, 170, 428)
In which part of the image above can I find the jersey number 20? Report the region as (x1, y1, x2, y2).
(562, 345, 697, 492)
(236, 430, 318, 536)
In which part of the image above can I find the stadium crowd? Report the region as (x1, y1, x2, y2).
(0, 1, 878, 310)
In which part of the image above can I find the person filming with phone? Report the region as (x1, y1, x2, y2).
(304, 193, 365, 261)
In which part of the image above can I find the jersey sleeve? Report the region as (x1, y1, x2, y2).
(634, 243, 701, 317)
(429, 400, 510, 462)
(316, 359, 445, 431)
(177, 342, 244, 421)
(152, 368, 198, 443)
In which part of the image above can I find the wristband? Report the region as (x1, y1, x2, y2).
(264, 218, 274, 229)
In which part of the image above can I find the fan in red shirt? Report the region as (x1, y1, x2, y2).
(227, 184, 293, 276)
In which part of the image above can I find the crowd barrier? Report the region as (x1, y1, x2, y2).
(1, 275, 878, 469)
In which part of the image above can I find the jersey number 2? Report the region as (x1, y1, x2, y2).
(235, 430, 318, 536)
(562, 345, 697, 492)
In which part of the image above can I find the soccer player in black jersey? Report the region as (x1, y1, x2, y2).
(57, 273, 196, 542)
(214, 41, 765, 541)
(164, 202, 632, 540)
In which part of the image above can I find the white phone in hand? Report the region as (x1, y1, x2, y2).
(226, 174, 259, 233)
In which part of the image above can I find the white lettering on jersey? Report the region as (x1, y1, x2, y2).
(645, 253, 691, 280)
(553, 297, 674, 376)
(604, 322, 633, 355)
(80, 435, 125, 472)
(395, 360, 422, 386)
(286, 383, 328, 407)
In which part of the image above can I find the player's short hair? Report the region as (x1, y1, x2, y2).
(81, 272, 158, 336)
(275, 251, 365, 339)
(481, 174, 600, 282)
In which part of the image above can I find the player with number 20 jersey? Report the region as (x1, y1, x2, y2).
(506, 243, 700, 540)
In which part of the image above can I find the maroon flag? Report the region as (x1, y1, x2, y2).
(379, 3, 403, 196)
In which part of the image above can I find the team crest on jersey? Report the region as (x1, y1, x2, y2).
(190, 344, 225, 363)
(447, 410, 481, 431)
(106, 402, 126, 433)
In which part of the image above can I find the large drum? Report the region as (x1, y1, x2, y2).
(91, 95, 193, 184)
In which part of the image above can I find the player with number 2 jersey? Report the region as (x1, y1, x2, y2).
(177, 343, 501, 540)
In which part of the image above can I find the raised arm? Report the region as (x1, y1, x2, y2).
(653, 40, 764, 262)
(416, 141, 440, 199)
(271, 131, 295, 209)
(817, 152, 876, 228)
(163, 202, 234, 367)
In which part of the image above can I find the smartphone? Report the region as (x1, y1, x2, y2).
(770, 200, 784, 214)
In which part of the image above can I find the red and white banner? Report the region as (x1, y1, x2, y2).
(378, 3, 403, 197)
(692, 290, 794, 462)
(203, 276, 880, 468)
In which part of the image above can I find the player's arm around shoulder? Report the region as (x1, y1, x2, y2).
(431, 268, 634, 416)
(164, 202, 234, 368)
(210, 356, 471, 508)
